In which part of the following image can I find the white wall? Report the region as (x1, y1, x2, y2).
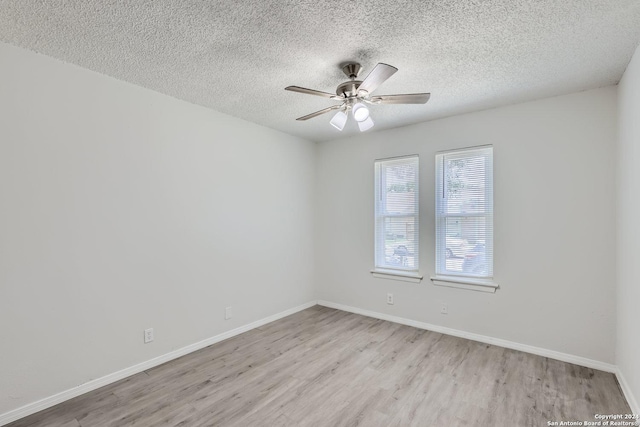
(617, 44, 640, 412)
(0, 42, 316, 415)
(316, 87, 618, 364)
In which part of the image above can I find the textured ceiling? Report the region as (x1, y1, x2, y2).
(1, 1, 639, 142)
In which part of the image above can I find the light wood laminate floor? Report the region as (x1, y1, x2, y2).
(7, 306, 630, 427)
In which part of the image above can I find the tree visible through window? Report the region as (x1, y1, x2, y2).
(374, 156, 419, 272)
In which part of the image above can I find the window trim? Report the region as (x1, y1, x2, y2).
(372, 155, 421, 281)
(430, 275, 497, 292)
(371, 268, 423, 283)
(433, 145, 497, 292)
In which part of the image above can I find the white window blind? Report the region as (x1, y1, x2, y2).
(435, 146, 493, 279)
(374, 156, 419, 272)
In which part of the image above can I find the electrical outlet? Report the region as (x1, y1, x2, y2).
(144, 328, 154, 343)
(225, 306, 232, 320)
(387, 293, 394, 305)
(440, 302, 448, 315)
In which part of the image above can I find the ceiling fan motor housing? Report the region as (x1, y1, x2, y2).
(336, 80, 363, 98)
(337, 63, 367, 98)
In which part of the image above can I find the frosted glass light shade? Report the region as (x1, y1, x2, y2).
(330, 110, 348, 131)
(352, 103, 369, 122)
(357, 116, 374, 132)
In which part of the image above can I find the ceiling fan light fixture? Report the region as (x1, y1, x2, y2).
(286, 62, 430, 132)
(358, 116, 374, 132)
(330, 110, 348, 131)
(352, 102, 369, 122)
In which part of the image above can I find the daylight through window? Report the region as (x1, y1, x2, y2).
(374, 156, 419, 272)
(435, 146, 493, 279)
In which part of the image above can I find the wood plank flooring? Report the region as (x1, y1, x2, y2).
(6, 306, 631, 427)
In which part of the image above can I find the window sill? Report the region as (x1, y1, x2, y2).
(371, 269, 423, 283)
(430, 275, 498, 293)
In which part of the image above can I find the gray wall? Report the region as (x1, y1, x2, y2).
(0, 42, 316, 415)
(315, 86, 618, 364)
(617, 43, 640, 413)
(2, 38, 635, 419)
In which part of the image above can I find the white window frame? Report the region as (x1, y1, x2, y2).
(371, 155, 422, 283)
(431, 146, 497, 292)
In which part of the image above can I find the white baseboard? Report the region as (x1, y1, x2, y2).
(616, 368, 640, 416)
(0, 301, 317, 427)
(317, 300, 617, 373)
(4, 300, 634, 426)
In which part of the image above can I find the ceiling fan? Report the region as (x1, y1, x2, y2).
(285, 62, 430, 132)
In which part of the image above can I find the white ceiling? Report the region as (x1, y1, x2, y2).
(1, 1, 639, 142)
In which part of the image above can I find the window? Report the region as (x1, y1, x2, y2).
(373, 156, 420, 280)
(434, 146, 495, 291)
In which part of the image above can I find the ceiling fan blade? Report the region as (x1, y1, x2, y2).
(285, 86, 338, 99)
(370, 93, 431, 105)
(358, 63, 398, 95)
(296, 105, 342, 121)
